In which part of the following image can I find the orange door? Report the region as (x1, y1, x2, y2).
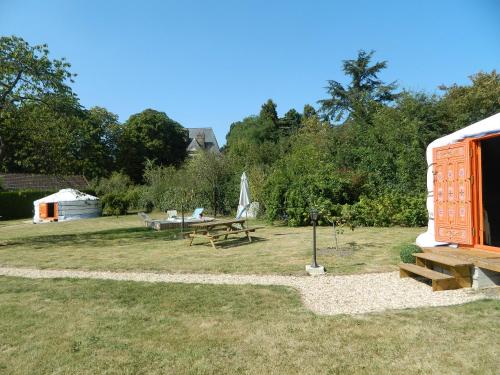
(433, 140, 473, 245)
(39, 203, 48, 219)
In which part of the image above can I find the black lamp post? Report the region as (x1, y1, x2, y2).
(310, 208, 319, 268)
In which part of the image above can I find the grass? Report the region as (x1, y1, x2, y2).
(0, 215, 422, 275)
(0, 276, 498, 374)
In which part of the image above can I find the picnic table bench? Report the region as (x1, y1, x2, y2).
(187, 219, 263, 249)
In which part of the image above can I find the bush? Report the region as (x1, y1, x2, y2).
(93, 172, 135, 215)
(100, 193, 130, 216)
(400, 244, 423, 263)
(341, 192, 427, 227)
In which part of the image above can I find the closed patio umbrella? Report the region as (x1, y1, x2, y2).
(237, 172, 251, 219)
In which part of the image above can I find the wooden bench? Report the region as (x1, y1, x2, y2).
(399, 263, 458, 291)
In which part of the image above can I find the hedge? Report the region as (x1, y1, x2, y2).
(0, 190, 54, 220)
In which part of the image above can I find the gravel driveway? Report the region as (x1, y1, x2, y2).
(0, 266, 493, 315)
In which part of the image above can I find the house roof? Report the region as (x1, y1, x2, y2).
(0, 173, 90, 191)
(187, 128, 220, 153)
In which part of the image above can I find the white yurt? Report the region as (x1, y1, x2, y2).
(417, 112, 500, 250)
(33, 189, 101, 223)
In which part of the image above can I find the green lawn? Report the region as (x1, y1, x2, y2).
(0, 277, 498, 374)
(0, 215, 422, 275)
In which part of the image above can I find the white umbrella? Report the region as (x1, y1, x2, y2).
(237, 172, 251, 219)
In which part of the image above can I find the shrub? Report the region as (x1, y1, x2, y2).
(93, 172, 135, 215)
(400, 244, 423, 263)
(100, 193, 129, 216)
(341, 192, 427, 227)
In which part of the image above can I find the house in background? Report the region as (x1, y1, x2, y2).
(0, 173, 90, 191)
(187, 128, 220, 156)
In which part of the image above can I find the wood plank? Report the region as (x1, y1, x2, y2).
(415, 253, 473, 267)
(475, 258, 500, 273)
(433, 278, 461, 291)
(423, 246, 500, 272)
(209, 226, 264, 239)
(190, 219, 245, 228)
(399, 263, 453, 280)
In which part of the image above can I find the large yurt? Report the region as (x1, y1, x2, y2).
(416, 112, 500, 251)
(33, 189, 101, 223)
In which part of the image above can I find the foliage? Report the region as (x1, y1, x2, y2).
(99, 193, 128, 216)
(0, 35, 75, 107)
(330, 93, 444, 195)
(0, 97, 121, 179)
(226, 115, 279, 147)
(186, 151, 234, 216)
(0, 190, 53, 220)
(0, 36, 76, 159)
(341, 193, 428, 227)
(141, 163, 191, 213)
(318, 50, 399, 123)
(118, 109, 189, 182)
(263, 117, 363, 226)
(93, 172, 136, 215)
(259, 99, 279, 124)
(399, 244, 423, 264)
(142, 152, 235, 216)
(438, 70, 500, 132)
(2, 41, 499, 229)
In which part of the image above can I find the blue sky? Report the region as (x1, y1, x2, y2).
(1, 0, 499, 145)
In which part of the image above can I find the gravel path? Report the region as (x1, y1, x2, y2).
(0, 266, 493, 315)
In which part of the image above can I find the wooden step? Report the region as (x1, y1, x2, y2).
(399, 263, 459, 291)
(414, 253, 472, 288)
(399, 263, 452, 280)
(415, 252, 473, 267)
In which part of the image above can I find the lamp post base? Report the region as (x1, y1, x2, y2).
(305, 264, 325, 276)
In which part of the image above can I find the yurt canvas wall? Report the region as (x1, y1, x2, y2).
(33, 189, 101, 223)
(416, 113, 500, 251)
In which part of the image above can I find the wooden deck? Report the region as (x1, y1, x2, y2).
(423, 247, 500, 273)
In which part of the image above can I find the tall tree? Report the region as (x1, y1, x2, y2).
(76, 106, 122, 177)
(259, 99, 279, 124)
(0, 36, 76, 158)
(318, 50, 398, 124)
(0, 98, 121, 178)
(118, 109, 188, 182)
(280, 108, 302, 132)
(302, 104, 318, 120)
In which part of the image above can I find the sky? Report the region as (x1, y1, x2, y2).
(1, 0, 499, 145)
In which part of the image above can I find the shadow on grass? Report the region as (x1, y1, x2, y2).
(5, 227, 181, 249)
(190, 236, 267, 250)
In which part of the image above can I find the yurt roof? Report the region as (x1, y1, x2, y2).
(34, 189, 98, 204)
(427, 112, 500, 160)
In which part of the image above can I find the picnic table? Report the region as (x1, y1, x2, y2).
(187, 219, 262, 249)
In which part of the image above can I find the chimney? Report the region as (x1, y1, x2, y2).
(196, 132, 205, 148)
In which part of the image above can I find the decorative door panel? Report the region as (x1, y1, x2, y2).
(434, 161, 447, 224)
(436, 226, 470, 244)
(433, 141, 473, 245)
